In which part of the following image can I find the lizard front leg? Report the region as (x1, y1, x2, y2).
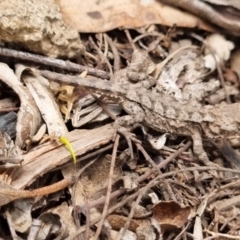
(114, 101, 145, 159)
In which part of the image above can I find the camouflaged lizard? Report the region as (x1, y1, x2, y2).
(39, 51, 240, 166)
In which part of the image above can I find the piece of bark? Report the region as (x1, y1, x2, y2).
(11, 124, 116, 189)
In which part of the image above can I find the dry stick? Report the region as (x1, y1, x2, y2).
(124, 29, 137, 50)
(133, 32, 164, 43)
(72, 157, 98, 207)
(75, 188, 126, 212)
(103, 33, 109, 57)
(55, 144, 113, 171)
(117, 177, 154, 240)
(137, 141, 192, 183)
(89, 36, 113, 76)
(77, 141, 191, 211)
(174, 222, 191, 240)
(135, 142, 178, 202)
(84, 196, 90, 240)
(0, 107, 19, 112)
(67, 166, 240, 240)
(106, 34, 121, 72)
(2, 176, 75, 198)
(204, 229, 240, 239)
(72, 158, 98, 231)
(0, 47, 110, 79)
(93, 134, 120, 240)
(136, 142, 160, 172)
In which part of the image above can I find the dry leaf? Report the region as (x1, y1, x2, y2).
(107, 214, 139, 232)
(56, 0, 214, 33)
(0, 63, 42, 148)
(152, 201, 191, 232)
(16, 65, 68, 136)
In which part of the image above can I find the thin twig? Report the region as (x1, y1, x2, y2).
(66, 166, 240, 240)
(93, 134, 120, 240)
(124, 29, 136, 50)
(174, 222, 191, 240)
(89, 36, 113, 76)
(0, 47, 110, 79)
(117, 178, 154, 239)
(0, 107, 19, 112)
(106, 34, 121, 72)
(137, 141, 192, 183)
(84, 196, 90, 240)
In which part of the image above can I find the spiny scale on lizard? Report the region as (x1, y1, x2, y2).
(40, 70, 210, 123)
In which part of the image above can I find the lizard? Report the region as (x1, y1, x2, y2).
(39, 51, 240, 166)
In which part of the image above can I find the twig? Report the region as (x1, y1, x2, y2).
(75, 188, 126, 212)
(0, 107, 19, 112)
(137, 141, 192, 183)
(93, 134, 120, 240)
(124, 29, 136, 50)
(2, 176, 75, 199)
(136, 142, 160, 172)
(72, 157, 98, 206)
(89, 36, 113, 76)
(174, 222, 191, 240)
(66, 166, 240, 240)
(84, 196, 90, 240)
(204, 229, 240, 239)
(117, 179, 153, 239)
(106, 34, 121, 72)
(0, 47, 110, 79)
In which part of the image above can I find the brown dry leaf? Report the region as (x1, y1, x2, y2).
(152, 201, 191, 231)
(0, 63, 42, 148)
(107, 214, 140, 232)
(56, 0, 214, 33)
